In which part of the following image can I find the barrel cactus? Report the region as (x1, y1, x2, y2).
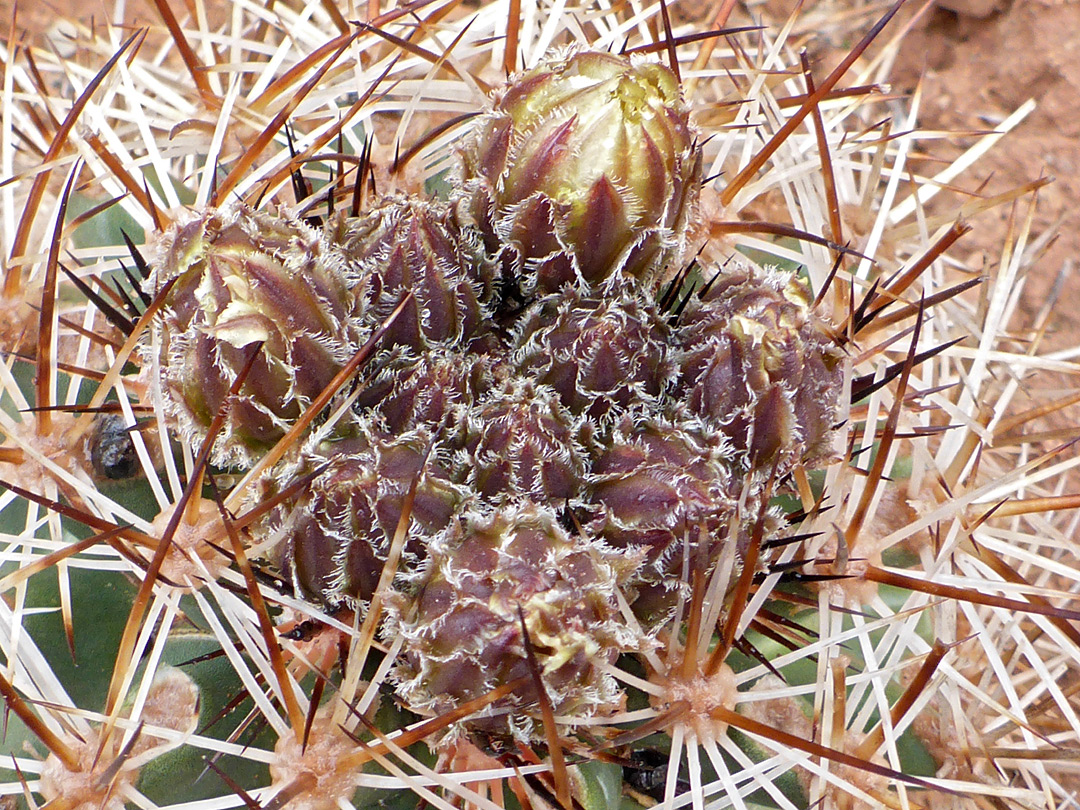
(1, 4, 1073, 810)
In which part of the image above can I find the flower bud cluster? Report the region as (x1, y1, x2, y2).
(146, 49, 844, 741)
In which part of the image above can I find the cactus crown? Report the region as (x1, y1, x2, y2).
(0, 3, 1071, 810)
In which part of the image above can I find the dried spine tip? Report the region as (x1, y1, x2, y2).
(148, 205, 360, 468)
(390, 501, 643, 740)
(458, 49, 701, 292)
(87, 412, 138, 480)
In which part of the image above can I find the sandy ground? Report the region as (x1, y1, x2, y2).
(890, 0, 1080, 343)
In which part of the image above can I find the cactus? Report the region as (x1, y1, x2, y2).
(1, 3, 1078, 810)
(334, 196, 497, 353)
(675, 267, 845, 473)
(389, 502, 644, 741)
(148, 205, 360, 467)
(459, 48, 702, 293)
